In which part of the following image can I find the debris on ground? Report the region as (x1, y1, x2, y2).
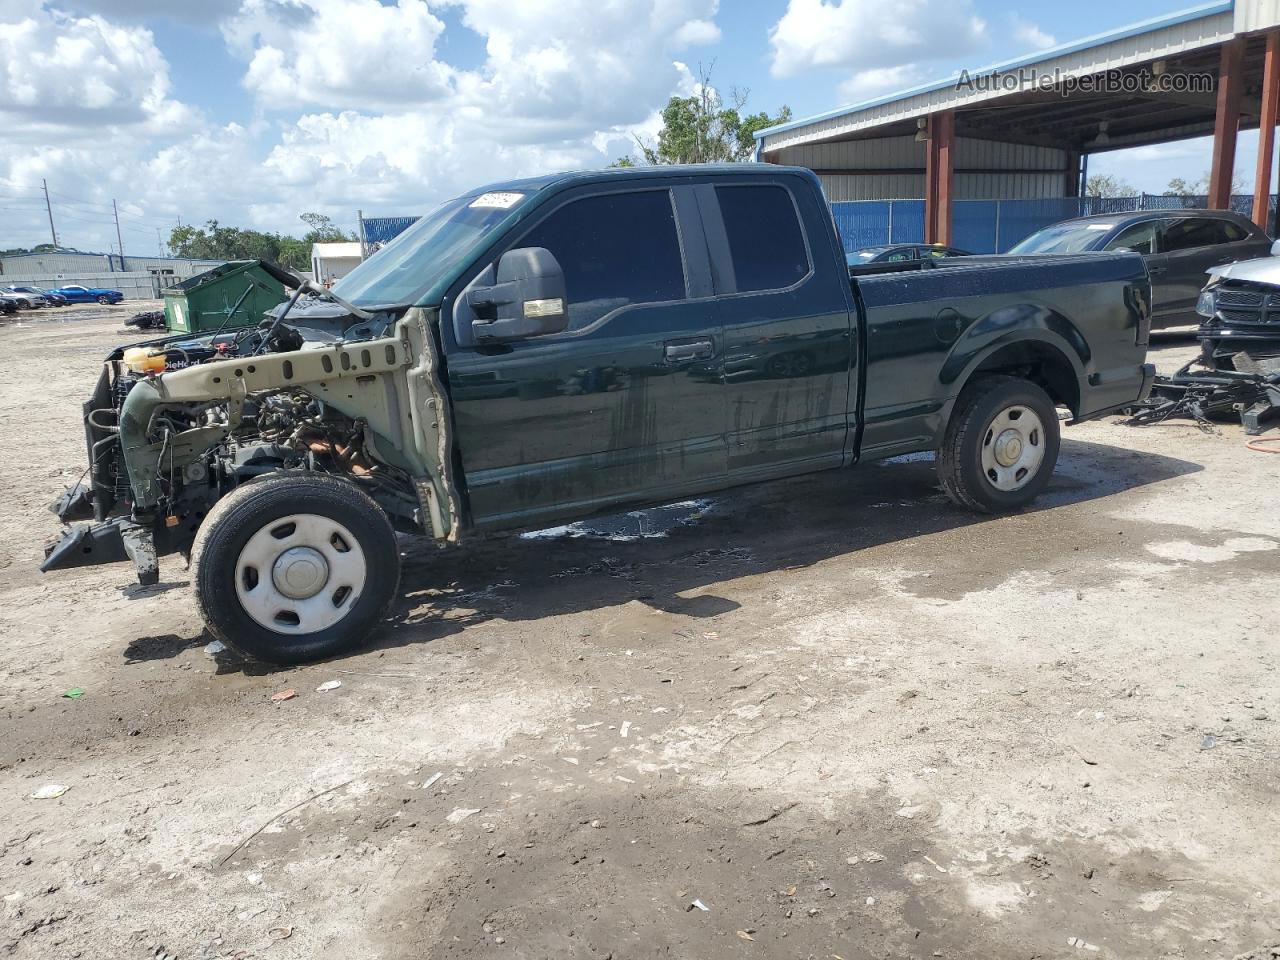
(421, 772, 443, 790)
(687, 898, 709, 912)
(61, 688, 84, 699)
(1124, 358, 1280, 435)
(446, 808, 480, 824)
(315, 680, 342, 692)
(270, 689, 298, 702)
(30, 784, 69, 799)
(205, 640, 226, 656)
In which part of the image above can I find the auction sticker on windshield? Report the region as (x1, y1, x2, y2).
(470, 192, 524, 209)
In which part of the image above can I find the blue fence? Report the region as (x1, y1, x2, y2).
(830, 194, 1277, 255)
(361, 215, 421, 247)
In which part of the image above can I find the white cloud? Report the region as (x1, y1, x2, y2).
(1, 0, 724, 252)
(838, 65, 928, 103)
(768, 0, 987, 78)
(223, 0, 454, 110)
(0, 4, 193, 134)
(1011, 16, 1055, 51)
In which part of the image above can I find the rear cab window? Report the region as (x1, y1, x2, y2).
(714, 184, 811, 292)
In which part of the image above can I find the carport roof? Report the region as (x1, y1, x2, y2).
(755, 1, 1260, 156)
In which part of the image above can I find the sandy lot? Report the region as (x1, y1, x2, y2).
(1, 304, 1278, 960)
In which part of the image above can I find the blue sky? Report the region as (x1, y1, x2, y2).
(0, 0, 1261, 254)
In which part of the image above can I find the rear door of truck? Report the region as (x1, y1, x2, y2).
(697, 174, 858, 480)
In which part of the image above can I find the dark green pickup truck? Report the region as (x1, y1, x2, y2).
(43, 165, 1155, 664)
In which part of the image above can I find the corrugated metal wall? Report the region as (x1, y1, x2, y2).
(0, 253, 222, 278)
(773, 135, 1068, 201)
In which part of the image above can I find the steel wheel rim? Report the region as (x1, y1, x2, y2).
(235, 513, 366, 634)
(979, 404, 1046, 492)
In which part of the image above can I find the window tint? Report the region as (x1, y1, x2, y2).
(1161, 217, 1241, 252)
(715, 185, 809, 292)
(884, 248, 916, 262)
(517, 190, 685, 329)
(1104, 221, 1157, 255)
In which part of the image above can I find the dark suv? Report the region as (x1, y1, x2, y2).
(1008, 209, 1276, 328)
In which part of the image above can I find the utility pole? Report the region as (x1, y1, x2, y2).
(112, 199, 125, 267)
(156, 228, 164, 258)
(41, 178, 57, 247)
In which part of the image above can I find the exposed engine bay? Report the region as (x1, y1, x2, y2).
(42, 284, 459, 585)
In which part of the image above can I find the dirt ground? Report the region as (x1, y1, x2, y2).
(1, 302, 1277, 960)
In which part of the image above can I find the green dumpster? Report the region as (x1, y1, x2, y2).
(162, 260, 287, 334)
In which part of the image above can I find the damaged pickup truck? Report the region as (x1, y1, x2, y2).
(42, 166, 1155, 664)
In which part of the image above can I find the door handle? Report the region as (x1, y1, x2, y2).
(1148, 265, 1167, 276)
(664, 339, 713, 362)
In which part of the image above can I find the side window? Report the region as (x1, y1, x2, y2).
(884, 248, 916, 262)
(1104, 221, 1157, 255)
(517, 190, 686, 329)
(715, 184, 810, 292)
(1162, 217, 1235, 252)
(1220, 219, 1248, 242)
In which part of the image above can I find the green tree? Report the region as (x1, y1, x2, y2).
(614, 65, 791, 166)
(1164, 170, 1247, 195)
(1084, 174, 1137, 198)
(167, 212, 358, 271)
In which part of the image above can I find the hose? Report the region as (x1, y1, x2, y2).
(1246, 437, 1280, 453)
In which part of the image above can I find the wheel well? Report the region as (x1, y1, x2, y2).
(966, 342, 1079, 416)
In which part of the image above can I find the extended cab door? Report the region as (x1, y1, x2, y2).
(698, 177, 856, 480)
(441, 184, 726, 530)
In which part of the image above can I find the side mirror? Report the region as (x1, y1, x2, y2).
(469, 247, 568, 342)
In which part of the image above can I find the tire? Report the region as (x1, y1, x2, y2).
(192, 474, 400, 664)
(97, 295, 111, 305)
(938, 376, 1060, 513)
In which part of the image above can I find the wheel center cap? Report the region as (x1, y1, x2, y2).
(272, 546, 329, 600)
(994, 429, 1023, 467)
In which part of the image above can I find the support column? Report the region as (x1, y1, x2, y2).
(1209, 37, 1245, 210)
(1064, 150, 1081, 198)
(924, 109, 955, 244)
(1253, 31, 1280, 229)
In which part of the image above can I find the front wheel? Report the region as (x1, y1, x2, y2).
(938, 376, 1060, 513)
(96, 295, 111, 304)
(192, 474, 400, 664)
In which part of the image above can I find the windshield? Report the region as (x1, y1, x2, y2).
(334, 191, 531, 306)
(1008, 222, 1114, 254)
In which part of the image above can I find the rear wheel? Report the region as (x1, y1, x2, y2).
(192, 474, 400, 664)
(938, 376, 1060, 513)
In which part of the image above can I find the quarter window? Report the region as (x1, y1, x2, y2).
(715, 185, 810, 292)
(516, 190, 686, 329)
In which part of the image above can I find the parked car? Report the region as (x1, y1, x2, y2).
(41, 165, 1154, 664)
(46, 284, 124, 304)
(847, 243, 969, 267)
(0, 294, 20, 315)
(5, 284, 67, 306)
(1, 288, 47, 308)
(1007, 209, 1275, 329)
(1195, 254, 1280, 370)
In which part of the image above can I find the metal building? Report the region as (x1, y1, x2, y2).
(755, 0, 1280, 244)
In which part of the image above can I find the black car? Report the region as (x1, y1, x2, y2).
(847, 243, 969, 267)
(1008, 209, 1276, 329)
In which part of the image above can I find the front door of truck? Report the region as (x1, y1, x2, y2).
(699, 179, 855, 480)
(443, 185, 726, 530)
